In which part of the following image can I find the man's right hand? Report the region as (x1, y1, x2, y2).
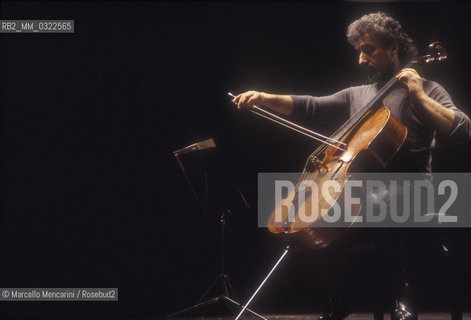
(231, 91, 294, 116)
(232, 91, 266, 110)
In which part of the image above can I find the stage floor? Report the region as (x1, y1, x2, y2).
(180, 314, 471, 320)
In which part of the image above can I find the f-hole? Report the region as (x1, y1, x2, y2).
(331, 160, 344, 180)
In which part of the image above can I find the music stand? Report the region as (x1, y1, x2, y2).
(163, 138, 266, 320)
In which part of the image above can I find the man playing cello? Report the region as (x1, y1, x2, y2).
(233, 12, 471, 320)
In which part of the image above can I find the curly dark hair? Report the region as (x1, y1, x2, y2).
(346, 12, 418, 62)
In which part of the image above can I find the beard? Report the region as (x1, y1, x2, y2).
(362, 52, 396, 84)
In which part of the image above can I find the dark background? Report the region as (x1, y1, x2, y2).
(1, 1, 471, 319)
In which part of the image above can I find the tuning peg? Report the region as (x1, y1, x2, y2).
(428, 41, 447, 61)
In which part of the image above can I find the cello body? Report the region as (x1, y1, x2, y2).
(267, 106, 407, 249)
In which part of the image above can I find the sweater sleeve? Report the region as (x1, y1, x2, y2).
(428, 84, 471, 143)
(290, 88, 351, 124)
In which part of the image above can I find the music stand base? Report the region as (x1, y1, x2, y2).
(161, 295, 267, 320)
(198, 273, 234, 303)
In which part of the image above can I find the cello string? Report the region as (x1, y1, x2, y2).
(307, 61, 416, 171)
(308, 66, 405, 158)
(324, 59, 417, 147)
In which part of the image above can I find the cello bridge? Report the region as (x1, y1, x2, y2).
(308, 156, 329, 173)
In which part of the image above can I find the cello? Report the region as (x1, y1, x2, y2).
(230, 42, 447, 250)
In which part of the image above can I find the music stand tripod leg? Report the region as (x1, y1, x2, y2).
(222, 274, 233, 297)
(197, 274, 224, 303)
(161, 296, 222, 320)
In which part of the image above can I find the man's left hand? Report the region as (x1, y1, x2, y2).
(396, 68, 426, 101)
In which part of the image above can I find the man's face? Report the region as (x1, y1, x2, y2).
(355, 33, 397, 83)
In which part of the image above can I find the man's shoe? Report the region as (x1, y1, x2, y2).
(391, 297, 417, 320)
